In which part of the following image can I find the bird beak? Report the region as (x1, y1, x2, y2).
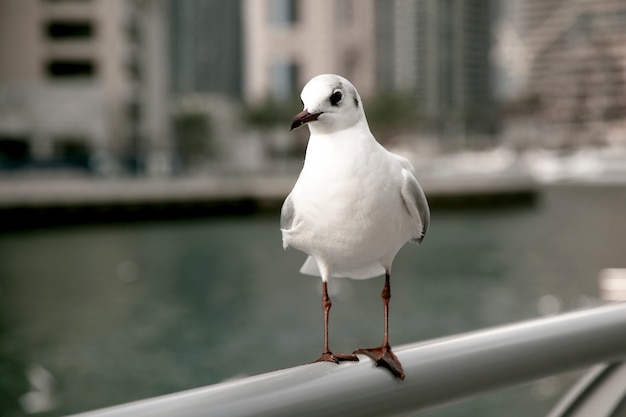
(290, 110, 322, 131)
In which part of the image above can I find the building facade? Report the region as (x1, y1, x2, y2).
(376, 0, 494, 137)
(0, 0, 171, 175)
(242, 0, 377, 103)
(523, 0, 626, 146)
(0, 0, 126, 171)
(169, 0, 242, 98)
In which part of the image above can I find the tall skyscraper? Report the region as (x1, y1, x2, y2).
(169, 0, 242, 98)
(522, 0, 626, 143)
(377, 0, 494, 137)
(243, 0, 377, 103)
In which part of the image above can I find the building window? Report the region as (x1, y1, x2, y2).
(270, 0, 298, 26)
(53, 137, 90, 170)
(0, 137, 30, 168)
(46, 59, 95, 78)
(45, 20, 94, 40)
(270, 61, 299, 99)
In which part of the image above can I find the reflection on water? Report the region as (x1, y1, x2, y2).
(1, 185, 625, 417)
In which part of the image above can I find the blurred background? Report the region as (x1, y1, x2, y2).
(0, 0, 625, 416)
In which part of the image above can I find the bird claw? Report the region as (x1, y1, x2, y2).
(354, 345, 405, 380)
(312, 352, 359, 364)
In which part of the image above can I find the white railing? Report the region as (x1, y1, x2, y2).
(68, 303, 626, 417)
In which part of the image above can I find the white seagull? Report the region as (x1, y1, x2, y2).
(281, 74, 430, 380)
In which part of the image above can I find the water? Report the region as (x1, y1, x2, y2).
(0, 185, 625, 417)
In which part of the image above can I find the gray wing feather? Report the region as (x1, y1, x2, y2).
(400, 168, 430, 244)
(280, 192, 295, 231)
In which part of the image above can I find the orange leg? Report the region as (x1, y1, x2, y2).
(313, 281, 359, 364)
(354, 272, 405, 380)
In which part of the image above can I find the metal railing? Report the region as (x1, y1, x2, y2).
(69, 303, 626, 417)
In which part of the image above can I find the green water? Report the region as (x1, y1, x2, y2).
(1, 185, 625, 417)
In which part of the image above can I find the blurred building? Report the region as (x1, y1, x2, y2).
(491, 0, 527, 101)
(522, 0, 626, 147)
(376, 0, 494, 139)
(169, 0, 242, 98)
(167, 0, 243, 173)
(242, 0, 377, 102)
(0, 0, 171, 175)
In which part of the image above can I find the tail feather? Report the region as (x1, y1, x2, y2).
(299, 256, 385, 280)
(299, 256, 321, 276)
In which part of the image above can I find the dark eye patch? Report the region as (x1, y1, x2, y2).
(330, 90, 343, 106)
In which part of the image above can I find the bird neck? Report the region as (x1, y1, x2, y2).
(307, 113, 370, 137)
(308, 119, 372, 138)
(303, 125, 378, 177)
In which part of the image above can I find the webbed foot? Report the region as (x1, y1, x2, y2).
(354, 344, 404, 380)
(313, 351, 359, 364)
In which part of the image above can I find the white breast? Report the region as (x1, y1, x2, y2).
(282, 132, 415, 278)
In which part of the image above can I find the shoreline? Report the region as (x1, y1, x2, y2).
(0, 174, 540, 230)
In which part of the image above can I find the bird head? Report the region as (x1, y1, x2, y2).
(290, 74, 366, 135)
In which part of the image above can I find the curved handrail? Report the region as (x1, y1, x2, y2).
(68, 303, 626, 417)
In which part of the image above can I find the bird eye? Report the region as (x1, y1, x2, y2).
(330, 91, 343, 106)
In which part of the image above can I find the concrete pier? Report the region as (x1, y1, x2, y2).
(0, 174, 537, 229)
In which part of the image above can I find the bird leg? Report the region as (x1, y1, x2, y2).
(313, 281, 359, 364)
(354, 272, 405, 380)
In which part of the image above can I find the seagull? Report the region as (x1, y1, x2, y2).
(281, 74, 430, 380)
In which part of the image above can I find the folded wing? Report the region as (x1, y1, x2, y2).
(400, 168, 430, 244)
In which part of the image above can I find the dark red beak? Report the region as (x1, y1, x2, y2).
(290, 110, 322, 131)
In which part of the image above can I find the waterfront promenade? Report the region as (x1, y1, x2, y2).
(0, 173, 537, 210)
(0, 173, 537, 230)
